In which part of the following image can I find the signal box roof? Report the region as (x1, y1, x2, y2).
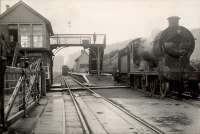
(0, 1, 53, 35)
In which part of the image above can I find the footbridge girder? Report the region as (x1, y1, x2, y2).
(51, 43, 105, 50)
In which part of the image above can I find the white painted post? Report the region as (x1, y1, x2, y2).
(97, 46, 100, 76)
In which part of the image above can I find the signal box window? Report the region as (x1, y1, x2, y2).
(33, 25, 43, 48)
(8, 25, 18, 42)
(20, 25, 31, 47)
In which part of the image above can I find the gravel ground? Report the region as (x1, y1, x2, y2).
(86, 75, 122, 86)
(94, 88, 200, 134)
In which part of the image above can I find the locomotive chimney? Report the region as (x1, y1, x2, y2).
(167, 16, 180, 27)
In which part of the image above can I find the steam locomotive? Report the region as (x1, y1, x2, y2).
(103, 16, 200, 98)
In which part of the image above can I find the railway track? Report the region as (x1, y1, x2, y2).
(62, 76, 165, 134)
(61, 76, 90, 134)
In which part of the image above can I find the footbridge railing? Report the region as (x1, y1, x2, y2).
(0, 58, 43, 130)
(50, 34, 106, 50)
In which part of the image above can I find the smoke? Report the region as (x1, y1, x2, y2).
(137, 38, 154, 59)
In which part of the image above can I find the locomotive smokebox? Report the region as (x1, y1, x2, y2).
(167, 16, 180, 27)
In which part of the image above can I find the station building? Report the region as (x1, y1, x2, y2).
(74, 50, 89, 73)
(0, 1, 54, 88)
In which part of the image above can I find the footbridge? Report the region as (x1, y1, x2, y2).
(50, 34, 106, 74)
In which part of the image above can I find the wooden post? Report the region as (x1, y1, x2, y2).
(0, 57, 6, 130)
(22, 69, 27, 118)
(41, 68, 46, 96)
(23, 61, 29, 117)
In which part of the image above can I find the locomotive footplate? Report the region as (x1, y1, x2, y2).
(129, 71, 200, 98)
(129, 71, 158, 76)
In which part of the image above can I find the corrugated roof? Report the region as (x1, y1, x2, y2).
(0, 1, 53, 35)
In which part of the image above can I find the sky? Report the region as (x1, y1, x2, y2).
(1, 0, 200, 66)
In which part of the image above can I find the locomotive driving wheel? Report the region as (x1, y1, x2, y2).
(141, 75, 147, 92)
(150, 79, 156, 96)
(189, 81, 199, 99)
(160, 80, 169, 98)
(133, 76, 138, 90)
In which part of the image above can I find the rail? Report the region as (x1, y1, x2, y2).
(0, 58, 43, 130)
(62, 77, 90, 134)
(69, 76, 165, 134)
(69, 72, 90, 84)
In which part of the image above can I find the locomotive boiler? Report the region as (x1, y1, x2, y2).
(133, 17, 195, 75)
(110, 16, 200, 98)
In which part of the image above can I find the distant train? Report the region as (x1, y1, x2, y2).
(62, 65, 69, 76)
(103, 16, 200, 98)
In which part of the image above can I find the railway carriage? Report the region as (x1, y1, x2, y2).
(62, 65, 69, 76)
(103, 50, 119, 73)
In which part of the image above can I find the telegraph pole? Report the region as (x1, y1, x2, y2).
(67, 21, 71, 33)
(97, 46, 100, 76)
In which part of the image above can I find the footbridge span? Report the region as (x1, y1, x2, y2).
(50, 34, 106, 75)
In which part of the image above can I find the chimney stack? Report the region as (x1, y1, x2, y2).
(167, 16, 180, 27)
(6, 5, 10, 10)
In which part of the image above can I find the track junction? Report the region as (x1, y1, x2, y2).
(14, 74, 198, 134)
